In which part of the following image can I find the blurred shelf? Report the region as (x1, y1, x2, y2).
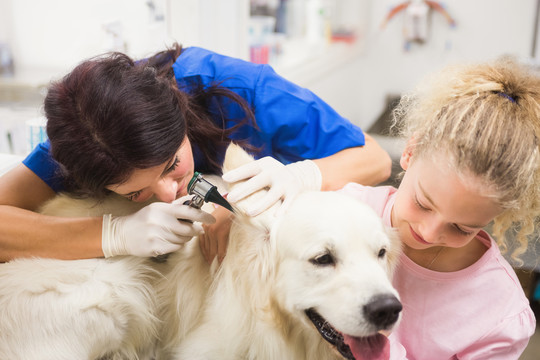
(272, 39, 363, 86)
(0, 153, 24, 176)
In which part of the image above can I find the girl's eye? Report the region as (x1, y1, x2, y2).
(453, 225, 474, 236)
(164, 157, 179, 175)
(127, 190, 142, 201)
(414, 196, 430, 211)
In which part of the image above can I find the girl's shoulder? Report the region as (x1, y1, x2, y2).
(338, 184, 397, 206)
(338, 184, 397, 221)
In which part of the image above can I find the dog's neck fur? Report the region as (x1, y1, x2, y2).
(158, 144, 342, 359)
(202, 211, 342, 359)
(198, 144, 342, 359)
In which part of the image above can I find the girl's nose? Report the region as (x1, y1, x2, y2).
(152, 177, 178, 203)
(419, 219, 446, 244)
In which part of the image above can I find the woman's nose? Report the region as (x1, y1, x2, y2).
(152, 177, 178, 203)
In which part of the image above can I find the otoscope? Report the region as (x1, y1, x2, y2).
(185, 172, 234, 213)
(153, 172, 233, 262)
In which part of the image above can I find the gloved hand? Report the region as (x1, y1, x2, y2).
(101, 195, 216, 258)
(222, 157, 322, 216)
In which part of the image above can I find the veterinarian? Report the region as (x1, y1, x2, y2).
(0, 43, 391, 262)
(328, 60, 540, 359)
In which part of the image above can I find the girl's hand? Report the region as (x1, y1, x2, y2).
(199, 205, 234, 264)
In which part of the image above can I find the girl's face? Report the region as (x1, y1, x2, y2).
(107, 137, 195, 203)
(391, 145, 504, 252)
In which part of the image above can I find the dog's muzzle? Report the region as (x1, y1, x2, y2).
(305, 294, 402, 360)
(305, 309, 355, 359)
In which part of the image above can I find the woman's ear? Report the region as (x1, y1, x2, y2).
(399, 138, 416, 171)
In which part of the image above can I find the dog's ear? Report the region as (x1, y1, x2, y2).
(222, 142, 255, 174)
(221, 143, 280, 222)
(385, 227, 403, 278)
(221, 142, 261, 201)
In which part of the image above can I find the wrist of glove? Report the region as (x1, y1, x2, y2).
(102, 197, 216, 258)
(102, 214, 126, 258)
(286, 159, 322, 192)
(223, 157, 322, 216)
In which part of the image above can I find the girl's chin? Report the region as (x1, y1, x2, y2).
(404, 241, 433, 251)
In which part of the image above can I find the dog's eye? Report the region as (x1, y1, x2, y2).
(378, 248, 387, 258)
(310, 253, 335, 266)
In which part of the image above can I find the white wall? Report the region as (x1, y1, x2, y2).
(167, 0, 249, 61)
(305, 0, 537, 130)
(0, 0, 12, 43)
(0, 0, 537, 130)
(1, 0, 170, 74)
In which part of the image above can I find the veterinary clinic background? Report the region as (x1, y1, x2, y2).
(1, 0, 539, 359)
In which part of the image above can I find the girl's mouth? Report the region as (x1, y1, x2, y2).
(409, 225, 430, 245)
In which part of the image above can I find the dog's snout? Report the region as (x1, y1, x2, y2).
(363, 294, 402, 328)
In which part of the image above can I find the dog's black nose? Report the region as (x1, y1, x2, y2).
(363, 294, 402, 328)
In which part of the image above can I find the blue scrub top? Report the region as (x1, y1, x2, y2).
(23, 46, 365, 192)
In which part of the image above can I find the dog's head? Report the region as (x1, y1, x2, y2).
(223, 144, 402, 360)
(273, 191, 401, 360)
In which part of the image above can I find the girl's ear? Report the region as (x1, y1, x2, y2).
(399, 138, 416, 171)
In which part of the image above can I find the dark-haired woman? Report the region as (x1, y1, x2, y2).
(0, 44, 391, 262)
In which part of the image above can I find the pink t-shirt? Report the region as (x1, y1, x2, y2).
(339, 183, 536, 359)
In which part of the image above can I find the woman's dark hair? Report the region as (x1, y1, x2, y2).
(45, 43, 256, 198)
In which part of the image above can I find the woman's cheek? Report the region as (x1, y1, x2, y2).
(173, 161, 192, 179)
(134, 192, 154, 203)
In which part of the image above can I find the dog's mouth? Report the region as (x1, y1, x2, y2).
(305, 309, 389, 360)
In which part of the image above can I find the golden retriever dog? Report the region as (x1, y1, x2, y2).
(0, 195, 160, 360)
(0, 144, 402, 360)
(155, 144, 402, 360)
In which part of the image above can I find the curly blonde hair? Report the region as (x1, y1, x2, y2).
(392, 58, 540, 262)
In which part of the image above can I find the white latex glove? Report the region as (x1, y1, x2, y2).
(102, 195, 216, 258)
(222, 157, 322, 216)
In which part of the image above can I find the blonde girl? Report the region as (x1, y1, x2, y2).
(338, 58, 540, 359)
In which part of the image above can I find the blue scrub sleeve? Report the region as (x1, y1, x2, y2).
(22, 140, 64, 192)
(175, 47, 367, 167)
(251, 65, 365, 164)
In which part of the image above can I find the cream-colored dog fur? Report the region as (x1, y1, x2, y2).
(0, 195, 160, 360)
(155, 144, 402, 360)
(0, 144, 401, 360)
